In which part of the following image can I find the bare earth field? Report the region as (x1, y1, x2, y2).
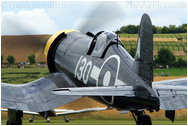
(1, 35, 51, 63)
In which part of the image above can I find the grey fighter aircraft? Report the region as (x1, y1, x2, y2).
(1, 13, 187, 125)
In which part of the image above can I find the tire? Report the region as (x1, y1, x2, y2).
(142, 115, 152, 125)
(65, 118, 69, 123)
(29, 119, 33, 122)
(6, 120, 11, 125)
(6, 120, 15, 125)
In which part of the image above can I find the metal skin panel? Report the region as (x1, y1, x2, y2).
(44, 29, 79, 63)
(1, 73, 82, 112)
(53, 30, 160, 111)
(152, 78, 187, 110)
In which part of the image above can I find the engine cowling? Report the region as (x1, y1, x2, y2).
(44, 29, 79, 72)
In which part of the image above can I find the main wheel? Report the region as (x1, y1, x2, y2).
(47, 117, 50, 123)
(29, 118, 33, 122)
(6, 120, 12, 125)
(17, 119, 22, 125)
(65, 117, 69, 122)
(141, 115, 152, 125)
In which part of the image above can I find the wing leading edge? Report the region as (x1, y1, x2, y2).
(1, 72, 82, 112)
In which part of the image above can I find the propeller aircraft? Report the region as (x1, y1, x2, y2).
(1, 13, 187, 125)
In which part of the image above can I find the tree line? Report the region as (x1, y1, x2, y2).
(1, 54, 36, 65)
(116, 24, 187, 34)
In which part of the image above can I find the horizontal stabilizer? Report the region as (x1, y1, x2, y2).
(153, 78, 187, 110)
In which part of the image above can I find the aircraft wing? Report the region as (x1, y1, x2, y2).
(152, 78, 187, 110)
(1, 72, 82, 112)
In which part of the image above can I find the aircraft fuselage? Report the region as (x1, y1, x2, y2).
(47, 31, 159, 111)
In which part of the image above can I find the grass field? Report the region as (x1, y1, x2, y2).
(1, 68, 187, 84)
(1, 68, 49, 84)
(119, 33, 187, 39)
(1, 119, 187, 125)
(154, 68, 187, 76)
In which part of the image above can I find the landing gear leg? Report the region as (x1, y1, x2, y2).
(47, 117, 50, 123)
(6, 109, 23, 125)
(131, 111, 152, 125)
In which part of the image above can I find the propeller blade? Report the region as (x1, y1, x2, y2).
(77, 1, 125, 33)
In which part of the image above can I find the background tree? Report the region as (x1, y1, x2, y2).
(156, 26, 162, 33)
(1, 55, 3, 64)
(28, 54, 36, 64)
(120, 26, 126, 33)
(161, 26, 169, 33)
(6, 55, 15, 64)
(173, 58, 187, 68)
(155, 48, 175, 66)
(169, 25, 176, 33)
(115, 29, 121, 34)
(117, 24, 187, 34)
(121, 25, 140, 34)
(178, 24, 187, 33)
(152, 25, 157, 34)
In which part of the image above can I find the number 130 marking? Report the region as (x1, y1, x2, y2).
(74, 56, 92, 84)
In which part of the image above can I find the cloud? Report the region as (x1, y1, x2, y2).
(1, 9, 58, 35)
(72, 1, 186, 33)
(1, 1, 186, 35)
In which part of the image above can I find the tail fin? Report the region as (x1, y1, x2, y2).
(133, 13, 153, 86)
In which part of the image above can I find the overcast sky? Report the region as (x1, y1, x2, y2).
(1, 1, 187, 35)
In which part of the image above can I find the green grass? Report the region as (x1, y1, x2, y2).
(119, 34, 138, 38)
(1, 68, 49, 84)
(1, 119, 187, 125)
(154, 46, 158, 50)
(119, 33, 187, 39)
(1, 67, 187, 84)
(154, 68, 187, 76)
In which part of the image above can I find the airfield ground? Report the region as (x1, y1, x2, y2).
(1, 72, 187, 125)
(1, 119, 187, 125)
